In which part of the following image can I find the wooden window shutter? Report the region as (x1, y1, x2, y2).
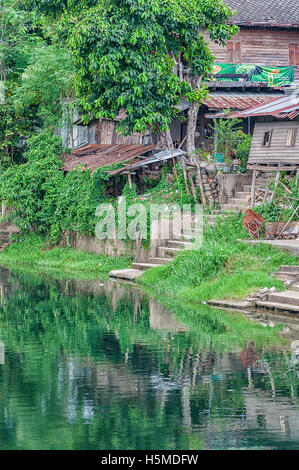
(234, 42, 242, 63)
(227, 42, 234, 63)
(227, 42, 241, 63)
(289, 44, 299, 66)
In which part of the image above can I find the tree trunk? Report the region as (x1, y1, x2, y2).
(186, 101, 200, 161)
(159, 129, 174, 150)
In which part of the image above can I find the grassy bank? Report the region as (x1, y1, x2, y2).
(0, 233, 132, 280)
(139, 214, 298, 303)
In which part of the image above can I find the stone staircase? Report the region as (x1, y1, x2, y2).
(109, 174, 274, 280)
(132, 239, 194, 271)
(204, 175, 272, 226)
(256, 265, 299, 314)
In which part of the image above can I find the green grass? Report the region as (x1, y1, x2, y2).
(139, 214, 298, 303)
(0, 233, 132, 280)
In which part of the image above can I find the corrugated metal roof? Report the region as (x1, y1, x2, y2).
(227, 94, 299, 119)
(63, 144, 156, 173)
(108, 149, 184, 176)
(203, 93, 281, 110)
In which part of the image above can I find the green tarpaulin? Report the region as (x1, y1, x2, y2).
(213, 63, 294, 87)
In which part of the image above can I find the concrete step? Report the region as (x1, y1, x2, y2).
(243, 182, 270, 192)
(267, 290, 299, 306)
(131, 262, 160, 271)
(235, 191, 251, 198)
(256, 300, 299, 314)
(167, 240, 194, 249)
(148, 257, 172, 265)
(109, 269, 144, 280)
(279, 265, 299, 273)
(226, 197, 249, 205)
(270, 271, 299, 282)
(219, 204, 243, 212)
(158, 246, 183, 258)
(292, 284, 299, 292)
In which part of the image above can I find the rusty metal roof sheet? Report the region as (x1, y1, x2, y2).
(203, 93, 281, 110)
(227, 94, 299, 119)
(62, 144, 156, 173)
(109, 149, 184, 176)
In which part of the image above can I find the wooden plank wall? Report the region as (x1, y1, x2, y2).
(204, 28, 299, 83)
(89, 119, 153, 145)
(249, 121, 299, 165)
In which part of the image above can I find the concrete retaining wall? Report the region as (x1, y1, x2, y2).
(217, 173, 252, 204)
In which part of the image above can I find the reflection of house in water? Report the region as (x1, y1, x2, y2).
(149, 299, 188, 332)
(244, 390, 299, 442)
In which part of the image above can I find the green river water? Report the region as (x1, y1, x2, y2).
(0, 266, 298, 450)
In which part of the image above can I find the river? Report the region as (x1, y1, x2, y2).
(0, 266, 298, 450)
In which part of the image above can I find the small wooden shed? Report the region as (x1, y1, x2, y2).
(248, 121, 299, 167)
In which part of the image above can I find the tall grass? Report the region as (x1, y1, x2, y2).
(139, 214, 298, 302)
(0, 233, 131, 279)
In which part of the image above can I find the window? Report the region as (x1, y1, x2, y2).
(227, 41, 242, 63)
(286, 128, 297, 147)
(289, 44, 299, 66)
(262, 130, 272, 147)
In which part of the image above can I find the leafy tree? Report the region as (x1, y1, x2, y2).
(31, 0, 237, 154)
(13, 46, 75, 144)
(0, 0, 41, 165)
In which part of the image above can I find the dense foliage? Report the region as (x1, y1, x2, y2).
(139, 212, 298, 301)
(29, 0, 237, 145)
(0, 132, 123, 239)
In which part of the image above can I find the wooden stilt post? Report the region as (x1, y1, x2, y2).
(182, 158, 190, 195)
(250, 169, 257, 209)
(188, 171, 198, 202)
(127, 173, 132, 189)
(269, 168, 280, 204)
(196, 164, 207, 209)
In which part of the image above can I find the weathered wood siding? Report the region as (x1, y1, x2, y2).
(204, 28, 299, 83)
(88, 119, 152, 145)
(248, 121, 299, 165)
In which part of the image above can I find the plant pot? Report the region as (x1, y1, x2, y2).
(213, 152, 225, 163)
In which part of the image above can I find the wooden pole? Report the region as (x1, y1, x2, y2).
(269, 169, 280, 204)
(276, 205, 299, 240)
(182, 158, 191, 195)
(250, 169, 257, 209)
(188, 171, 198, 202)
(196, 164, 207, 209)
(127, 173, 132, 189)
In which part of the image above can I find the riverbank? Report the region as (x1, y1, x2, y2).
(0, 215, 298, 297)
(0, 233, 132, 280)
(137, 216, 298, 305)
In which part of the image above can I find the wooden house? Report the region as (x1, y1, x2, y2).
(200, 0, 299, 149)
(229, 94, 299, 169)
(205, 0, 299, 87)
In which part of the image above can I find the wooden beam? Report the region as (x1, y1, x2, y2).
(247, 165, 299, 172)
(250, 169, 257, 209)
(127, 173, 132, 189)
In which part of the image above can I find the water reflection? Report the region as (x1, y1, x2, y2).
(0, 267, 298, 450)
